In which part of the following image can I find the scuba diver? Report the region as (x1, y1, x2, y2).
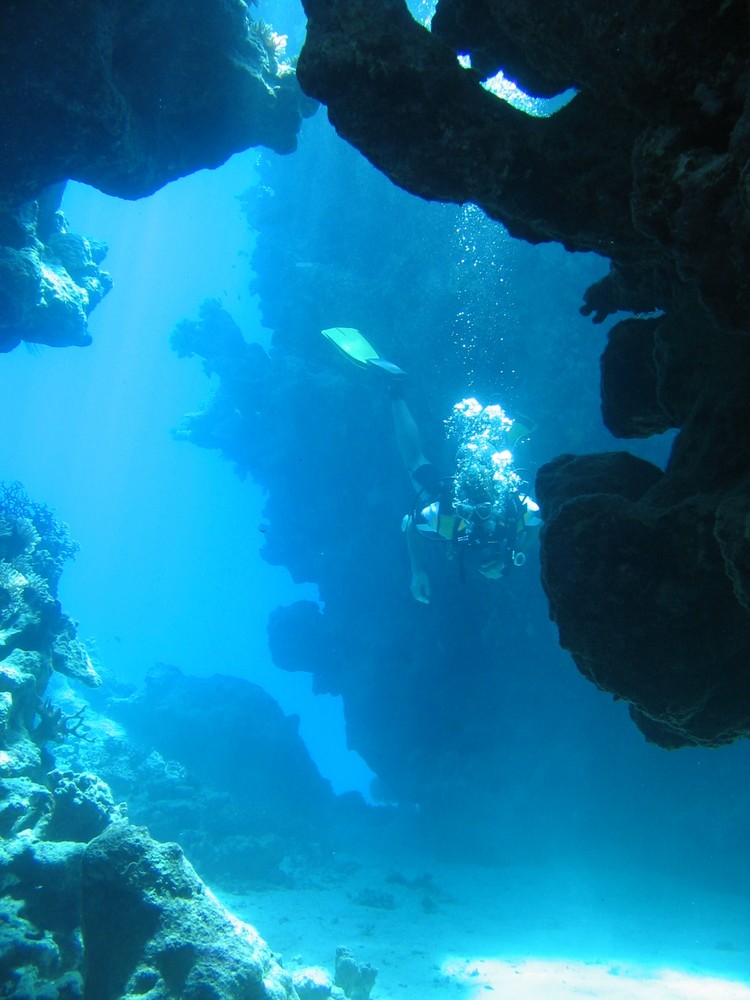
(321, 326, 541, 604)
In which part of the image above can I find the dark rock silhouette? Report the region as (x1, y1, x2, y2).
(298, 0, 749, 332)
(0, 0, 315, 351)
(170, 191, 601, 852)
(0, 0, 312, 210)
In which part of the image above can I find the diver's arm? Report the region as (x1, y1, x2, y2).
(405, 516, 431, 604)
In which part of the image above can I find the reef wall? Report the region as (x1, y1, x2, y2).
(293, 0, 750, 747)
(0, 483, 371, 996)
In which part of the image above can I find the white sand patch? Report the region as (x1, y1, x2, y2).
(218, 855, 750, 1000)
(442, 957, 750, 999)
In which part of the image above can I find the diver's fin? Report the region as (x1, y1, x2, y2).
(507, 413, 536, 448)
(321, 326, 380, 366)
(366, 357, 407, 379)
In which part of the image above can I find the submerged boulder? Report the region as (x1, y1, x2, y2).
(105, 663, 345, 886)
(81, 823, 297, 1000)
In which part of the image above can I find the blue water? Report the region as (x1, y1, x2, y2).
(2, 0, 750, 993)
(0, 150, 374, 797)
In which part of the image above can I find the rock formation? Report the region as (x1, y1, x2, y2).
(0, 0, 312, 210)
(0, 0, 314, 351)
(0, 481, 100, 709)
(0, 482, 350, 996)
(104, 662, 343, 886)
(0, 186, 112, 352)
(82, 824, 296, 1000)
(1, 816, 299, 999)
(298, 0, 749, 331)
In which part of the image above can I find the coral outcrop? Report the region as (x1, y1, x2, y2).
(0, 0, 312, 211)
(334, 947, 377, 1000)
(1, 483, 327, 996)
(82, 824, 296, 1000)
(0, 0, 315, 352)
(0, 483, 100, 754)
(0, 485, 100, 996)
(1, 816, 299, 999)
(103, 662, 343, 886)
(0, 186, 112, 352)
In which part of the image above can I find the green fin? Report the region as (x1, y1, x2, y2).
(321, 327, 380, 366)
(508, 414, 536, 448)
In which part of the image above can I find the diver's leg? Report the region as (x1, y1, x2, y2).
(368, 355, 429, 483)
(391, 397, 429, 481)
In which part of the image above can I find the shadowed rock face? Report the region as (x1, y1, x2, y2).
(171, 112, 747, 871)
(536, 448, 750, 748)
(296, 0, 750, 746)
(0, 0, 311, 210)
(298, 0, 750, 331)
(299, 0, 643, 258)
(171, 270, 580, 851)
(538, 297, 750, 747)
(0, 0, 314, 351)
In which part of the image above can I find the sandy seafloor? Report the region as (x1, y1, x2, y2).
(218, 850, 750, 1000)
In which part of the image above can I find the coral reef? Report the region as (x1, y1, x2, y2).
(0, 483, 346, 996)
(0, 486, 100, 993)
(0, 482, 100, 765)
(102, 662, 346, 887)
(1, 815, 299, 999)
(0, 0, 315, 353)
(334, 947, 377, 1000)
(0, 652, 383, 995)
(0, 186, 113, 352)
(292, 0, 750, 745)
(82, 824, 296, 1000)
